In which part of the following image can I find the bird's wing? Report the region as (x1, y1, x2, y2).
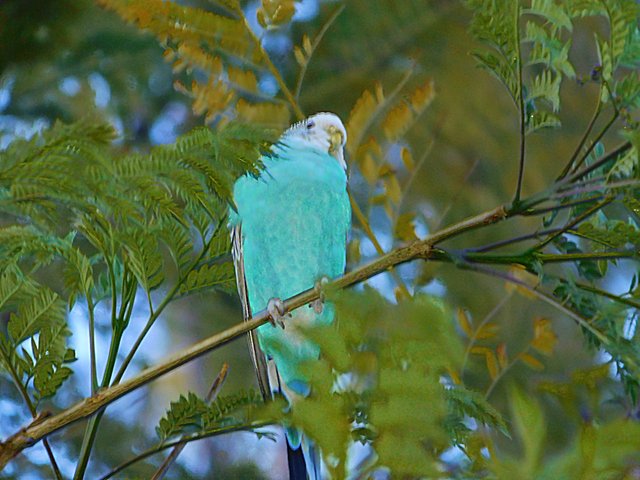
(231, 223, 272, 400)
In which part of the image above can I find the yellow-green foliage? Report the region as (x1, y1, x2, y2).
(289, 289, 462, 478)
(0, 119, 275, 406)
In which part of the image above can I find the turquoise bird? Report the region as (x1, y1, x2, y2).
(230, 112, 351, 479)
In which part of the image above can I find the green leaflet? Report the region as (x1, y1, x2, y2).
(156, 389, 279, 443)
(0, 118, 274, 418)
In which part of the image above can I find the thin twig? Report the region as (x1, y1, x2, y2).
(552, 178, 640, 201)
(459, 263, 611, 346)
(569, 112, 619, 175)
(99, 422, 273, 480)
(433, 157, 481, 231)
(513, 3, 526, 205)
(349, 193, 412, 298)
(533, 196, 614, 251)
(569, 80, 620, 176)
(485, 349, 528, 399)
(346, 67, 415, 157)
(294, 5, 345, 101)
(0, 204, 509, 468)
(461, 292, 513, 375)
(564, 141, 631, 185)
(556, 85, 603, 180)
(232, 5, 304, 120)
(521, 194, 606, 216)
(468, 228, 563, 253)
(150, 364, 229, 480)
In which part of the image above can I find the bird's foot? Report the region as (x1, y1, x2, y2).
(267, 298, 286, 329)
(310, 276, 330, 314)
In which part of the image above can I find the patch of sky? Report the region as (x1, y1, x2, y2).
(0, 74, 15, 112)
(88, 72, 111, 109)
(59, 76, 81, 97)
(149, 101, 189, 145)
(259, 73, 279, 97)
(293, 0, 319, 22)
(0, 116, 49, 150)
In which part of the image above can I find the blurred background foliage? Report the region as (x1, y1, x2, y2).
(0, 0, 639, 479)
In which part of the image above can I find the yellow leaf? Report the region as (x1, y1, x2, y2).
(571, 363, 610, 389)
(448, 368, 462, 385)
(347, 89, 379, 156)
(496, 343, 508, 369)
(227, 65, 258, 93)
(505, 266, 539, 299)
(384, 175, 402, 205)
(256, 8, 268, 28)
(400, 147, 415, 172)
(394, 286, 408, 302)
(293, 46, 306, 66)
(382, 102, 413, 141)
(302, 34, 313, 56)
(470, 346, 492, 356)
(370, 194, 386, 205)
(191, 79, 234, 122)
(520, 352, 544, 371)
(175, 44, 223, 75)
(378, 162, 395, 178)
(531, 317, 557, 356)
(486, 351, 499, 380)
(360, 153, 378, 185)
(260, 0, 295, 26)
(394, 212, 418, 243)
(374, 81, 385, 103)
(235, 99, 290, 128)
(347, 238, 361, 264)
(410, 78, 435, 111)
(457, 308, 473, 337)
(475, 322, 499, 340)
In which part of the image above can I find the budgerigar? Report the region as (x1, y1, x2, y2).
(230, 112, 351, 480)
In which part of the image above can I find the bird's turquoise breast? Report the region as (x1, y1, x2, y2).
(231, 143, 350, 386)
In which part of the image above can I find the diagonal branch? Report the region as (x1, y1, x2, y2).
(0, 204, 508, 468)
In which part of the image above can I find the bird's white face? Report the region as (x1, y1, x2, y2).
(283, 112, 348, 170)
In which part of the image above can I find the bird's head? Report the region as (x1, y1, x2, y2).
(283, 112, 347, 170)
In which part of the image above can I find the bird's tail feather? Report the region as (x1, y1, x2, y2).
(286, 433, 321, 480)
(287, 442, 308, 480)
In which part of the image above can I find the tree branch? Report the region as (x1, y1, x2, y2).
(0, 204, 508, 468)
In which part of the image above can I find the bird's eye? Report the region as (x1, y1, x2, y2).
(306, 121, 315, 130)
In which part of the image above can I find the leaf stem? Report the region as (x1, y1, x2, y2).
(513, 2, 526, 205)
(294, 5, 345, 101)
(532, 196, 614, 251)
(349, 192, 412, 298)
(234, 6, 304, 120)
(569, 111, 619, 175)
(461, 292, 513, 375)
(99, 421, 273, 480)
(485, 349, 528, 399)
(112, 235, 212, 384)
(86, 295, 98, 394)
(556, 86, 603, 180)
(564, 141, 632, 184)
(521, 194, 605, 216)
